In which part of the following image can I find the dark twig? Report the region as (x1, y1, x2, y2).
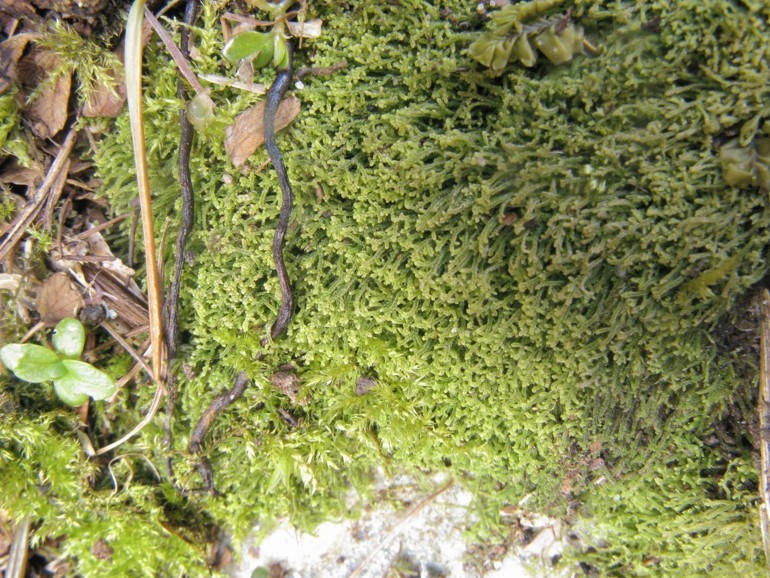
(188, 371, 249, 495)
(264, 41, 295, 341)
(164, 0, 198, 481)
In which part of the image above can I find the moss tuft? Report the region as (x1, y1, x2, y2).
(4, 0, 770, 574)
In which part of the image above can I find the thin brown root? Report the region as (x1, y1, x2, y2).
(144, 6, 206, 95)
(188, 371, 249, 495)
(101, 321, 154, 378)
(295, 59, 348, 82)
(20, 321, 46, 343)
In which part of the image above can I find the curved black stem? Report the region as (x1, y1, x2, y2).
(164, 0, 198, 481)
(263, 41, 295, 341)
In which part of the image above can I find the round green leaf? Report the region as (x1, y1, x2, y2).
(1, 344, 65, 382)
(52, 317, 86, 358)
(52, 380, 89, 407)
(223, 31, 273, 62)
(57, 359, 116, 401)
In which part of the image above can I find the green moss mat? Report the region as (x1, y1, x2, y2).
(3, 0, 770, 575)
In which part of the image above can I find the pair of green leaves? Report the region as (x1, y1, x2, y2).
(0, 318, 116, 407)
(223, 31, 289, 69)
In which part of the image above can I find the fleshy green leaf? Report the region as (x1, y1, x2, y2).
(0, 344, 65, 383)
(52, 380, 89, 407)
(51, 318, 86, 359)
(57, 360, 116, 401)
(272, 34, 288, 69)
(253, 45, 273, 69)
(223, 31, 273, 62)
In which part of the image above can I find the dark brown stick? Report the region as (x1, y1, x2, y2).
(188, 371, 249, 495)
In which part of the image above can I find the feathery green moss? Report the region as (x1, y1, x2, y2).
(3, 0, 770, 574)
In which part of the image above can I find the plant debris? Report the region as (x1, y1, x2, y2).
(21, 47, 72, 139)
(36, 271, 84, 326)
(224, 94, 300, 168)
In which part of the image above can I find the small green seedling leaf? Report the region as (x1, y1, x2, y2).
(253, 44, 274, 69)
(57, 359, 116, 402)
(1, 344, 66, 382)
(223, 31, 273, 62)
(272, 34, 288, 69)
(52, 317, 86, 359)
(52, 380, 89, 407)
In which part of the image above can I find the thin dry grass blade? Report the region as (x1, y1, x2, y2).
(125, 0, 165, 383)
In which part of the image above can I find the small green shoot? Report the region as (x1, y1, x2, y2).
(223, 31, 274, 64)
(0, 318, 116, 406)
(221, 0, 300, 71)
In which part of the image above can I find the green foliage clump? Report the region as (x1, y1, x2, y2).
(0, 396, 212, 577)
(573, 433, 764, 576)
(4, 0, 770, 574)
(33, 19, 123, 106)
(0, 91, 31, 164)
(1, 318, 116, 406)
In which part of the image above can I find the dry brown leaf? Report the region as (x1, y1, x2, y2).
(224, 95, 301, 168)
(37, 271, 84, 326)
(0, 0, 38, 20)
(0, 163, 44, 187)
(31, 0, 107, 19)
(83, 74, 126, 117)
(0, 33, 37, 95)
(22, 48, 72, 139)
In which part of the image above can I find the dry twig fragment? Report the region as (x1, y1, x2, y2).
(125, 0, 165, 382)
(224, 95, 300, 168)
(0, 125, 78, 263)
